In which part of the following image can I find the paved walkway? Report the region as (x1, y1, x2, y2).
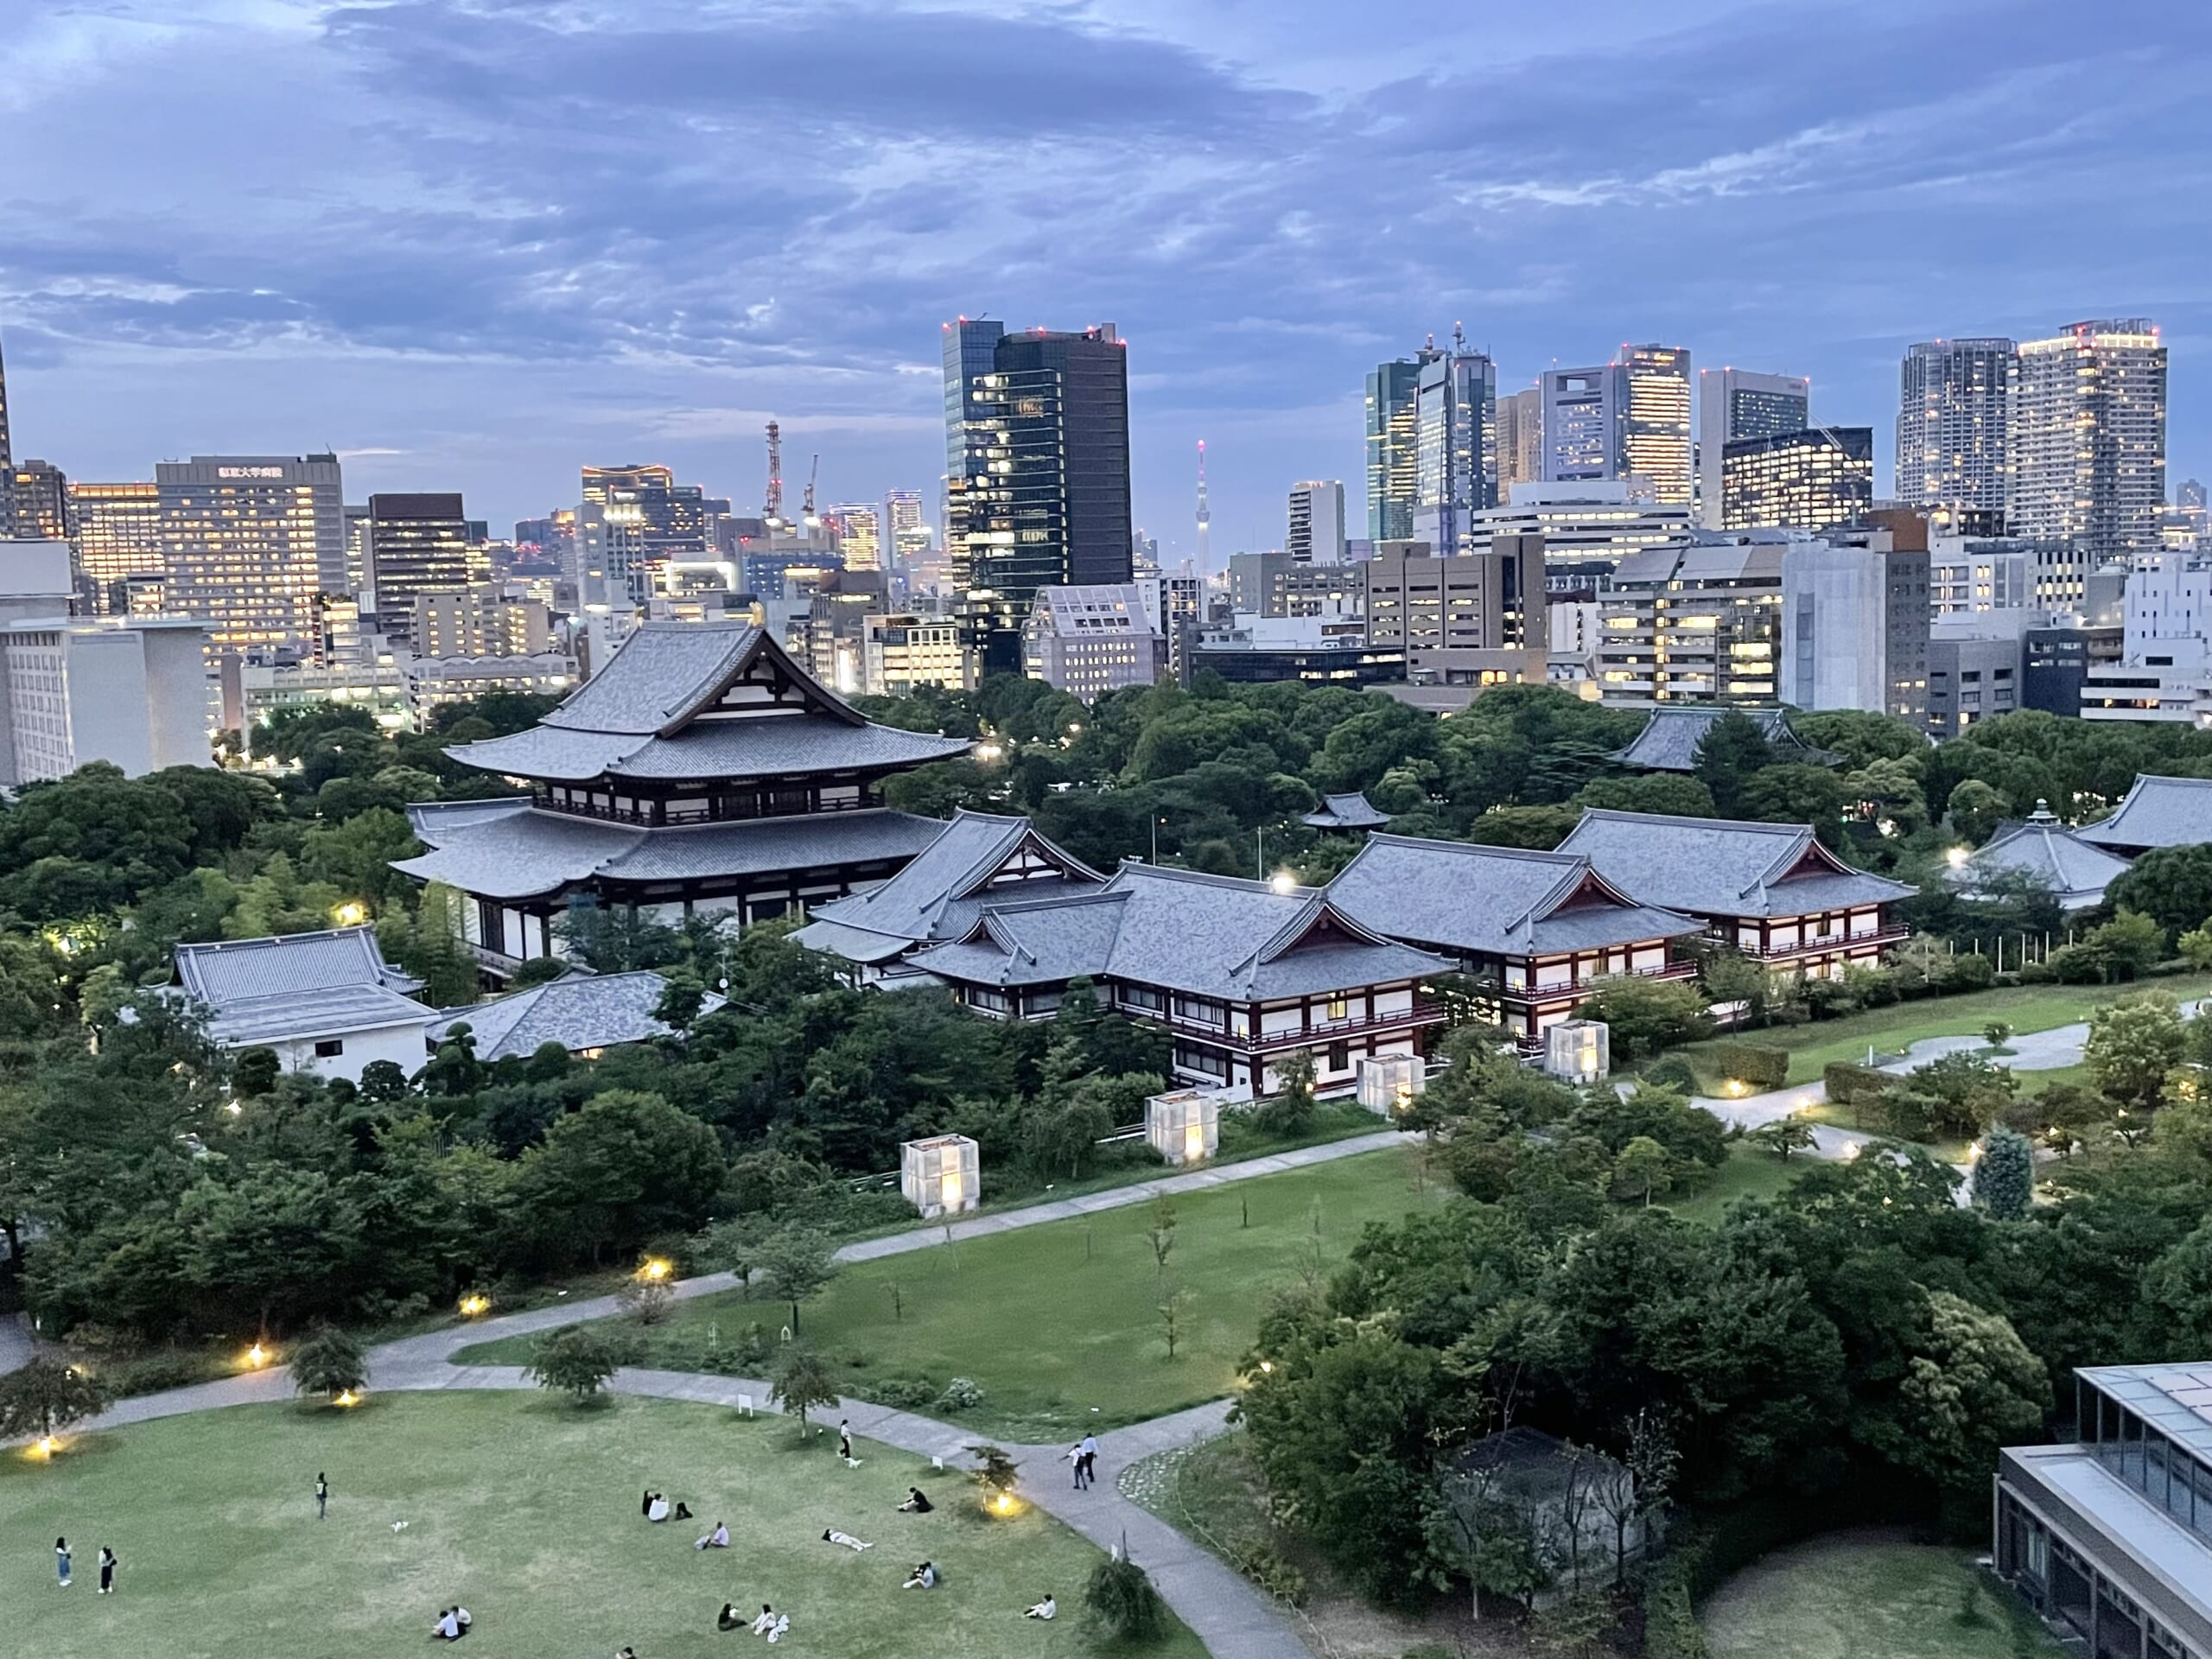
(52, 1131, 1413, 1659)
(0, 1312, 35, 1377)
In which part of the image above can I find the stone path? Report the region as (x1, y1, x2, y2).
(52, 1130, 1417, 1659)
(0, 1312, 35, 1378)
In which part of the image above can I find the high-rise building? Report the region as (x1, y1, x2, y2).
(0, 327, 14, 537)
(1697, 368, 1810, 528)
(1596, 537, 1786, 703)
(7, 460, 72, 543)
(1414, 340, 1497, 555)
(1364, 358, 1423, 541)
(1287, 480, 1346, 563)
(942, 318, 1133, 669)
(365, 493, 476, 649)
(1541, 363, 1624, 486)
(883, 489, 927, 573)
(1464, 480, 1694, 587)
(1779, 516, 1930, 721)
(862, 613, 970, 696)
(0, 613, 213, 783)
(1619, 344, 1694, 506)
(1497, 386, 1543, 497)
(1363, 534, 1547, 688)
(69, 480, 164, 614)
(157, 454, 346, 655)
(1896, 339, 2015, 536)
(410, 585, 555, 658)
(580, 463, 727, 594)
(2009, 319, 2166, 599)
(1022, 584, 1165, 701)
(828, 504, 882, 572)
(1720, 427, 1874, 531)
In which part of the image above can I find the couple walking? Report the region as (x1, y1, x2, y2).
(1065, 1433, 1101, 1491)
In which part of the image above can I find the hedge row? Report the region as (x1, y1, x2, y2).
(1822, 1061, 1894, 1108)
(1707, 1041, 1788, 1090)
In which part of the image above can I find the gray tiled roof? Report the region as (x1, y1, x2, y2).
(394, 804, 947, 899)
(430, 970, 727, 1062)
(1556, 808, 1914, 919)
(447, 716, 970, 783)
(1961, 821, 2132, 910)
(1300, 791, 1391, 829)
(1330, 834, 1700, 957)
(542, 621, 774, 734)
(794, 810, 1106, 960)
(909, 862, 1450, 1001)
(2074, 774, 2212, 853)
(202, 983, 436, 1048)
(175, 925, 423, 1005)
(1606, 707, 1840, 772)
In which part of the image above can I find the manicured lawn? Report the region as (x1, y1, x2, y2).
(0, 1393, 1199, 1659)
(1703, 1532, 2063, 1659)
(459, 1147, 1446, 1440)
(1681, 976, 2212, 1087)
(1658, 1141, 1808, 1225)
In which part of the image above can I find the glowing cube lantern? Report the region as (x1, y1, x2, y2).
(1146, 1089, 1220, 1167)
(900, 1134, 980, 1219)
(1544, 1020, 1611, 1084)
(1356, 1054, 1427, 1117)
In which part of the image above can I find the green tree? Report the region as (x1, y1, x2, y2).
(1746, 1118, 1816, 1160)
(510, 1090, 725, 1267)
(1467, 804, 1581, 850)
(768, 1344, 842, 1436)
(525, 1325, 623, 1402)
(0, 1357, 109, 1440)
(2088, 910, 2165, 981)
(2141, 1222, 2212, 1357)
(1887, 1289, 2050, 1504)
(755, 1226, 840, 1337)
(2084, 995, 2187, 1112)
(1609, 1136, 1674, 1206)
(1084, 1551, 1169, 1643)
(288, 1324, 369, 1400)
(379, 880, 479, 1008)
(2107, 843, 2212, 940)
(1262, 1047, 1318, 1135)
(232, 1046, 281, 1098)
(651, 969, 707, 1033)
(1576, 976, 1711, 1061)
(1692, 711, 1777, 816)
(1944, 779, 2010, 845)
(1971, 1128, 2035, 1220)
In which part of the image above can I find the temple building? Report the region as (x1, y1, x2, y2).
(394, 621, 971, 982)
(1604, 705, 1840, 772)
(899, 861, 1451, 1098)
(1329, 835, 1701, 1045)
(2075, 775, 2212, 858)
(1556, 808, 1913, 978)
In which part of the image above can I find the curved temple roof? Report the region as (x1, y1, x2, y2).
(1555, 808, 1913, 919)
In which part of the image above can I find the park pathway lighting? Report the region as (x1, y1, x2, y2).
(639, 1258, 673, 1283)
(458, 1293, 491, 1318)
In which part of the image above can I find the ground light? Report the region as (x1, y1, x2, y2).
(334, 1389, 362, 1408)
(245, 1342, 270, 1370)
(988, 1491, 1023, 1517)
(458, 1293, 491, 1318)
(330, 900, 367, 928)
(639, 1258, 673, 1282)
(1268, 870, 1299, 894)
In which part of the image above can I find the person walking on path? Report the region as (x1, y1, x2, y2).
(838, 1419, 853, 1462)
(54, 1538, 71, 1588)
(1078, 1433, 1099, 1490)
(315, 1471, 329, 1520)
(98, 1547, 117, 1594)
(1065, 1443, 1084, 1490)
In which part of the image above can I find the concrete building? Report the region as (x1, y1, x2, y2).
(1720, 427, 1874, 531)
(1365, 358, 1424, 541)
(1226, 551, 1362, 618)
(1138, 569, 1203, 684)
(1994, 1363, 2212, 1659)
(1022, 584, 1163, 701)
(1498, 386, 1544, 495)
(828, 503, 882, 573)
(404, 652, 579, 721)
(1363, 535, 1546, 689)
(1541, 363, 1624, 486)
(8, 460, 71, 543)
(862, 612, 971, 696)
(68, 480, 165, 614)
(1897, 338, 2015, 535)
(1595, 537, 1785, 704)
(2026, 621, 2123, 715)
(410, 585, 555, 659)
(1465, 480, 1692, 588)
(1287, 480, 1346, 563)
(1191, 615, 1404, 687)
(882, 489, 927, 575)
(173, 927, 433, 1085)
(365, 493, 480, 648)
(1414, 338, 1498, 554)
(1697, 368, 1810, 529)
(1619, 344, 1694, 507)
(2010, 320, 2166, 594)
(2080, 548, 2212, 723)
(0, 328, 12, 536)
(0, 614, 211, 782)
(1926, 632, 2023, 737)
(1929, 537, 2034, 615)
(1777, 515, 1930, 721)
(157, 454, 346, 655)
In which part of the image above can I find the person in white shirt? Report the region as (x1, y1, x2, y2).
(749, 1605, 778, 1635)
(646, 1495, 671, 1523)
(901, 1560, 938, 1590)
(821, 1529, 871, 1551)
(1025, 1594, 1057, 1620)
(695, 1522, 729, 1550)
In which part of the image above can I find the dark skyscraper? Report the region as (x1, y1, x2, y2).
(943, 319, 1133, 670)
(1364, 358, 1422, 541)
(365, 493, 477, 649)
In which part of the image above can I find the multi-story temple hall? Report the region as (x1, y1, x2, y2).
(396, 620, 971, 981)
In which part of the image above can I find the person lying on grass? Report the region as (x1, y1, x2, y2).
(821, 1529, 872, 1551)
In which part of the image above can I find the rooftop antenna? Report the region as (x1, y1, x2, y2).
(802, 454, 821, 527)
(1452, 321, 1467, 353)
(764, 421, 785, 525)
(1196, 440, 1211, 574)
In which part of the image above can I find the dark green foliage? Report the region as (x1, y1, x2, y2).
(1084, 1551, 1169, 1643)
(1707, 1041, 1789, 1090)
(0, 1357, 110, 1440)
(1823, 1061, 1894, 1109)
(1577, 977, 1711, 1061)
(288, 1324, 369, 1398)
(525, 1324, 623, 1402)
(2108, 844, 2212, 938)
(1971, 1128, 2035, 1220)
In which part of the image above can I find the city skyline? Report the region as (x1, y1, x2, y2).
(1, 0, 2206, 557)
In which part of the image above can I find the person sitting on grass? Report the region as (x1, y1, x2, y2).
(647, 1495, 672, 1523)
(696, 1522, 730, 1551)
(430, 1606, 466, 1641)
(901, 1560, 938, 1590)
(766, 1613, 790, 1643)
(897, 1487, 932, 1514)
(1024, 1594, 1056, 1621)
(821, 1529, 871, 1551)
(718, 1603, 744, 1632)
(673, 1501, 694, 1522)
(749, 1605, 778, 1635)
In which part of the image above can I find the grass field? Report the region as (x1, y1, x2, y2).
(459, 1147, 1447, 1440)
(1681, 976, 2212, 1088)
(1703, 1532, 2063, 1659)
(1656, 1141, 1808, 1224)
(0, 1393, 1199, 1659)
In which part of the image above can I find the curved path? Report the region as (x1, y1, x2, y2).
(42, 1132, 1424, 1659)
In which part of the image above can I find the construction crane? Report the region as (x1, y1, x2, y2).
(801, 454, 821, 528)
(763, 421, 785, 525)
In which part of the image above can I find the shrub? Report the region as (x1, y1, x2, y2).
(1085, 1551, 1169, 1643)
(1226, 1539, 1308, 1606)
(525, 1325, 624, 1402)
(1708, 1041, 1788, 1090)
(870, 1377, 938, 1409)
(1641, 1056, 1700, 1094)
(1823, 1061, 1894, 1109)
(1971, 1128, 2036, 1219)
(937, 1376, 985, 1412)
(288, 1325, 368, 1400)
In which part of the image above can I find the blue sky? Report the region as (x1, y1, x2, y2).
(3, 0, 2205, 562)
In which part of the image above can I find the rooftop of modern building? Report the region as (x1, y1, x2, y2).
(2078, 1363, 2212, 1460)
(1555, 808, 1915, 920)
